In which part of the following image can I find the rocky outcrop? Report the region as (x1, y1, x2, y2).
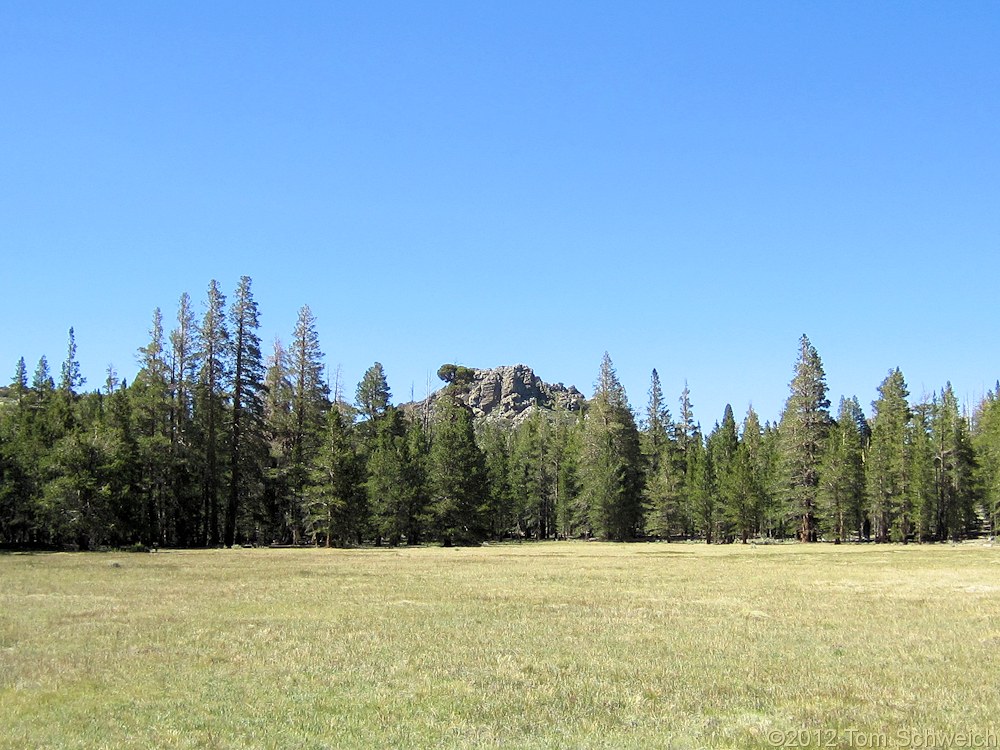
(404, 364, 585, 425)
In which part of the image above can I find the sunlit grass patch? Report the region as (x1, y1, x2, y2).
(1, 542, 998, 748)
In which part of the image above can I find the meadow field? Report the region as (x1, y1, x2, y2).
(1, 542, 998, 749)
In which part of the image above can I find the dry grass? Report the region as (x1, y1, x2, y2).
(1, 542, 998, 748)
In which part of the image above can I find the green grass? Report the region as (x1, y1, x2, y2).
(2, 542, 998, 749)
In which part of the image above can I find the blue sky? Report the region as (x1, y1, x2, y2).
(2, 2, 998, 427)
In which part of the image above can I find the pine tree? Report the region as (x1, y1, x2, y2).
(11, 357, 28, 406)
(59, 327, 85, 395)
(478, 421, 514, 540)
(429, 392, 487, 545)
(973, 388, 1000, 538)
(170, 293, 199, 432)
(104, 364, 120, 396)
(356, 362, 391, 428)
(49, 328, 84, 435)
(706, 405, 739, 542)
(133, 308, 173, 544)
(643, 454, 683, 539)
(580, 353, 643, 541)
(195, 279, 228, 545)
(778, 335, 831, 542)
(103, 378, 143, 544)
(642, 369, 671, 471)
(510, 409, 556, 539)
(287, 306, 329, 540)
(226, 276, 267, 547)
(930, 384, 976, 540)
(727, 406, 766, 543)
(306, 404, 365, 546)
(556, 412, 585, 538)
(909, 400, 936, 542)
(404, 415, 431, 543)
(673, 382, 699, 538)
(642, 369, 679, 538)
(759, 421, 783, 537)
(20, 358, 61, 530)
(39, 427, 116, 550)
(2, 359, 35, 542)
(263, 338, 296, 542)
(169, 295, 199, 439)
(366, 407, 428, 545)
(866, 368, 910, 542)
(684, 429, 709, 540)
(32, 356, 54, 393)
(676, 382, 696, 449)
(168, 293, 200, 544)
(818, 397, 867, 543)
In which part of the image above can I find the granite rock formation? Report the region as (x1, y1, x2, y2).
(404, 364, 585, 425)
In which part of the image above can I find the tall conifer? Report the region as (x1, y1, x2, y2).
(580, 353, 643, 541)
(226, 276, 266, 547)
(196, 280, 228, 545)
(866, 368, 910, 541)
(819, 397, 867, 542)
(778, 335, 830, 542)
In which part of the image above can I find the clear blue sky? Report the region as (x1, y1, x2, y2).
(2, 2, 998, 427)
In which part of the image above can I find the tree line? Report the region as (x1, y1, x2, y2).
(1, 278, 998, 548)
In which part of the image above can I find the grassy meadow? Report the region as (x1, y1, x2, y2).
(1, 542, 998, 749)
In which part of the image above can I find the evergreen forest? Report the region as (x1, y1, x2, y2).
(2, 277, 998, 549)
